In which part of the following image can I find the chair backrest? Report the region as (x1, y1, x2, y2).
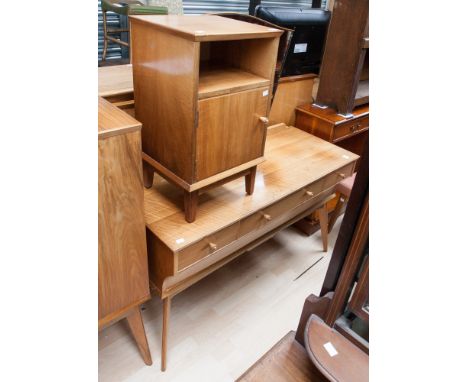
(101, 0, 144, 14)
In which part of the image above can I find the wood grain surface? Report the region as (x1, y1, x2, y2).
(269, 74, 317, 126)
(237, 331, 327, 382)
(315, 0, 369, 114)
(305, 315, 369, 382)
(198, 67, 269, 99)
(129, 15, 282, 42)
(98, 64, 133, 97)
(144, 124, 359, 253)
(196, 87, 268, 180)
(131, 20, 199, 183)
(98, 97, 140, 139)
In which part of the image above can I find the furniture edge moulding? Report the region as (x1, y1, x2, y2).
(129, 15, 283, 42)
(314, 0, 369, 115)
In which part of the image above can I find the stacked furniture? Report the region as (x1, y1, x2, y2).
(129, 15, 282, 222)
(294, 0, 369, 235)
(98, 97, 152, 365)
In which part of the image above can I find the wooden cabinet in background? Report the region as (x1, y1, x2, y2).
(315, 0, 369, 116)
(295, 103, 369, 170)
(98, 97, 152, 365)
(130, 15, 282, 222)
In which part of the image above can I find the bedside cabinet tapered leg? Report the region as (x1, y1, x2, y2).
(245, 166, 257, 195)
(184, 190, 199, 223)
(143, 162, 155, 189)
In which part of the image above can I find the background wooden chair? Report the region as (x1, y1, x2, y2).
(101, 0, 167, 61)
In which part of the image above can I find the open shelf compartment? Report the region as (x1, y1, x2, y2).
(198, 39, 276, 100)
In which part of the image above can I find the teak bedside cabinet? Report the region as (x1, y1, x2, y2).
(130, 15, 282, 222)
(98, 97, 152, 365)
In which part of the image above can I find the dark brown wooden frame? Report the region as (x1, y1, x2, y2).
(348, 255, 369, 322)
(315, 0, 369, 115)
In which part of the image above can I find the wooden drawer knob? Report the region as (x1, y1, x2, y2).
(305, 190, 314, 196)
(259, 116, 269, 125)
(209, 242, 217, 251)
(263, 213, 272, 221)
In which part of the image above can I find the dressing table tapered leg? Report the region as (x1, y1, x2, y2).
(318, 205, 329, 252)
(245, 166, 257, 195)
(126, 307, 153, 366)
(161, 297, 172, 371)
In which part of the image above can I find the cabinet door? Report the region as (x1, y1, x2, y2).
(196, 87, 269, 180)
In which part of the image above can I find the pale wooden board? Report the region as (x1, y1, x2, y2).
(198, 67, 269, 100)
(144, 124, 359, 252)
(98, 64, 133, 97)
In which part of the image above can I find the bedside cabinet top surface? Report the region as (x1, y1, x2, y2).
(98, 97, 141, 140)
(129, 15, 283, 42)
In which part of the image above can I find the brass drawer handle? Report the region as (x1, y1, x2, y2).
(262, 213, 272, 221)
(209, 242, 217, 251)
(305, 190, 314, 196)
(259, 116, 269, 125)
(338, 173, 346, 179)
(350, 123, 361, 132)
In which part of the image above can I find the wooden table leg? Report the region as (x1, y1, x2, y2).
(245, 166, 257, 195)
(184, 190, 199, 223)
(317, 205, 329, 252)
(126, 307, 153, 366)
(143, 161, 155, 189)
(328, 193, 345, 233)
(161, 297, 172, 371)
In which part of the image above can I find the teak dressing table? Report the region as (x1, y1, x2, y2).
(143, 124, 358, 370)
(129, 15, 282, 222)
